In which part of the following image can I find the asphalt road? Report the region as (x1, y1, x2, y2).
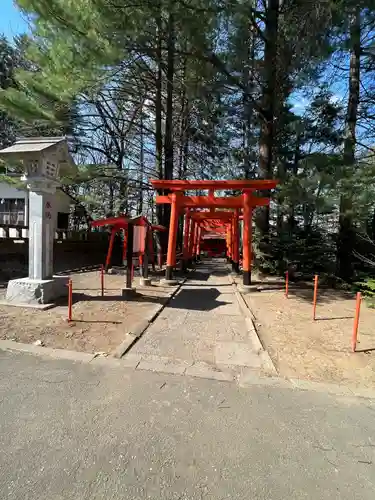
(0, 349, 374, 499)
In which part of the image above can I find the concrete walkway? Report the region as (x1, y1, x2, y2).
(130, 259, 274, 379)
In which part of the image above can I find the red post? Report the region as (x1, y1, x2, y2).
(192, 223, 199, 259)
(139, 254, 144, 277)
(232, 209, 240, 273)
(209, 189, 215, 213)
(105, 228, 116, 271)
(242, 192, 252, 286)
(312, 274, 318, 320)
(100, 264, 104, 297)
(165, 192, 180, 280)
(196, 226, 201, 259)
(188, 219, 195, 260)
(228, 223, 233, 260)
(285, 271, 289, 298)
(226, 225, 232, 261)
(183, 211, 190, 269)
(352, 292, 362, 353)
(67, 279, 73, 322)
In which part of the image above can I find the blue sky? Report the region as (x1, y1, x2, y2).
(1, 1, 28, 39)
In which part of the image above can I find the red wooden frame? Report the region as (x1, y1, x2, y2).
(151, 179, 278, 284)
(91, 215, 166, 271)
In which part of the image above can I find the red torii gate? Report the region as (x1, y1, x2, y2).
(200, 226, 227, 259)
(189, 211, 234, 266)
(91, 215, 166, 288)
(151, 179, 278, 285)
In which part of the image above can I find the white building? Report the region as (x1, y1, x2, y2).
(0, 181, 72, 236)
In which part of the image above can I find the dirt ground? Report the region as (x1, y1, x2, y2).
(235, 274, 375, 388)
(0, 269, 173, 354)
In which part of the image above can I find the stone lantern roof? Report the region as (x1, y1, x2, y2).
(0, 136, 76, 180)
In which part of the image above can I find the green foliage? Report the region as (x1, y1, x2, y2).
(1, 0, 375, 277)
(0, 35, 21, 148)
(254, 226, 337, 278)
(355, 278, 375, 307)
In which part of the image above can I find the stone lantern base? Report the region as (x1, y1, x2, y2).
(5, 276, 69, 307)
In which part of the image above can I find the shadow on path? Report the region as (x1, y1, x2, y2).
(168, 287, 228, 312)
(70, 292, 167, 306)
(190, 271, 210, 282)
(315, 316, 354, 321)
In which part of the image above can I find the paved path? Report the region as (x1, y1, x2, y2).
(1, 350, 375, 499)
(131, 259, 273, 378)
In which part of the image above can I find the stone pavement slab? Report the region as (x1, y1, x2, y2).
(215, 341, 264, 367)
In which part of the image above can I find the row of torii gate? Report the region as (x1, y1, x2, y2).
(152, 179, 278, 286)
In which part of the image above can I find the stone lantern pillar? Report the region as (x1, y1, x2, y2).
(0, 137, 76, 306)
(26, 177, 59, 281)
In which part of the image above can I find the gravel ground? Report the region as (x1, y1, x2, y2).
(0, 270, 172, 354)
(236, 274, 375, 387)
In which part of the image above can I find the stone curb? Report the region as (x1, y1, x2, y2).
(244, 317, 263, 355)
(137, 358, 188, 375)
(238, 371, 292, 390)
(234, 288, 256, 321)
(289, 378, 356, 397)
(259, 350, 278, 375)
(134, 356, 234, 382)
(186, 362, 234, 382)
(1, 340, 375, 400)
(228, 273, 277, 376)
(237, 370, 375, 401)
(0, 340, 96, 362)
(112, 335, 138, 359)
(112, 318, 150, 359)
(112, 279, 186, 359)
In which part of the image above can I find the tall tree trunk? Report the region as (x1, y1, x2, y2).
(161, 8, 175, 254)
(371, 207, 375, 241)
(155, 54, 163, 190)
(108, 181, 114, 216)
(256, 0, 279, 238)
(117, 147, 127, 215)
(178, 55, 187, 180)
(243, 10, 256, 179)
(155, 3, 164, 261)
(164, 9, 175, 183)
(182, 113, 189, 178)
(287, 129, 301, 233)
(137, 105, 144, 214)
(337, 9, 360, 280)
(177, 57, 188, 250)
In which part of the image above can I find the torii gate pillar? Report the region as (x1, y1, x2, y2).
(182, 211, 190, 271)
(165, 192, 180, 282)
(232, 209, 240, 273)
(242, 192, 253, 285)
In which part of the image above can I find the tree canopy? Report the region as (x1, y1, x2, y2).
(2, 0, 375, 282)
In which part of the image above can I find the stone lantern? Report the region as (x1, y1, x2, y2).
(0, 137, 76, 306)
